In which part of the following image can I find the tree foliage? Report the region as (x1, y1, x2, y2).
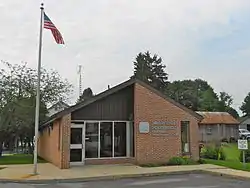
(0, 61, 73, 154)
(240, 92, 250, 116)
(132, 51, 239, 118)
(165, 79, 216, 111)
(165, 79, 239, 118)
(78, 88, 94, 103)
(133, 51, 168, 91)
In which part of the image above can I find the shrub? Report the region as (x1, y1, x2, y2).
(221, 138, 228, 143)
(183, 158, 197, 165)
(201, 145, 226, 160)
(240, 149, 250, 163)
(197, 159, 206, 164)
(217, 147, 225, 160)
(167, 157, 185, 165)
(167, 156, 197, 165)
(140, 163, 165, 167)
(229, 137, 236, 143)
(201, 146, 217, 159)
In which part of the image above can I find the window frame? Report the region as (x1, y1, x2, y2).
(206, 126, 212, 135)
(70, 120, 134, 162)
(180, 121, 191, 155)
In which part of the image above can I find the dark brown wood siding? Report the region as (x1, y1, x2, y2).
(71, 85, 134, 121)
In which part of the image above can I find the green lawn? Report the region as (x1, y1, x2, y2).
(0, 154, 46, 165)
(203, 143, 250, 171)
(205, 159, 250, 171)
(222, 143, 240, 161)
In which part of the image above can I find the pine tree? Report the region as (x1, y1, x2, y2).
(151, 54, 168, 91)
(78, 88, 94, 103)
(133, 52, 152, 85)
(133, 51, 168, 91)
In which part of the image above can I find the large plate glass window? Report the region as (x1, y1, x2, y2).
(100, 122, 113, 157)
(85, 122, 99, 158)
(114, 122, 126, 157)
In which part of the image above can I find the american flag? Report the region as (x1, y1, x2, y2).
(44, 13, 64, 44)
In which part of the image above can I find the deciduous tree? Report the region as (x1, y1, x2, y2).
(0, 61, 73, 155)
(240, 92, 250, 116)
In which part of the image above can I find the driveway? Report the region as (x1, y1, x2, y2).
(0, 173, 249, 188)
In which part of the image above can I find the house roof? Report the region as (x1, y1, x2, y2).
(196, 111, 239, 125)
(40, 78, 203, 129)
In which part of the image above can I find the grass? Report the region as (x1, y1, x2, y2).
(0, 154, 46, 165)
(204, 159, 250, 171)
(222, 143, 240, 161)
(203, 143, 250, 171)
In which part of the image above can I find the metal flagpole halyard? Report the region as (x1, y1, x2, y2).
(33, 3, 44, 175)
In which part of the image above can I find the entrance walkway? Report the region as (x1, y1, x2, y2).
(0, 163, 249, 182)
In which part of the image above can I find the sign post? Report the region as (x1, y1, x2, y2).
(238, 139, 248, 169)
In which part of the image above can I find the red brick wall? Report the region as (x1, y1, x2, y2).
(134, 83, 200, 165)
(38, 120, 61, 167)
(38, 114, 71, 169)
(60, 114, 71, 169)
(85, 158, 135, 165)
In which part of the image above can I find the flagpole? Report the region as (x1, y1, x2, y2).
(33, 3, 44, 175)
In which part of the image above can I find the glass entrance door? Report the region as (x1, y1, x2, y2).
(70, 124, 84, 164)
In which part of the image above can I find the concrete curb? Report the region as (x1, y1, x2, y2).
(1, 169, 250, 184)
(202, 170, 250, 181)
(0, 170, 203, 184)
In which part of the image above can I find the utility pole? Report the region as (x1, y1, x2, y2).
(78, 65, 82, 98)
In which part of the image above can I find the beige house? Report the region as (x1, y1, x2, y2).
(197, 112, 239, 143)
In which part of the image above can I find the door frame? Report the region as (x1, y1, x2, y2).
(70, 123, 85, 166)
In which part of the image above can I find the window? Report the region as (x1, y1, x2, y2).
(100, 122, 113, 157)
(85, 122, 99, 158)
(70, 128, 82, 144)
(129, 122, 134, 157)
(114, 122, 126, 157)
(206, 127, 212, 135)
(247, 124, 250, 131)
(181, 121, 190, 153)
(70, 149, 82, 162)
(70, 121, 134, 162)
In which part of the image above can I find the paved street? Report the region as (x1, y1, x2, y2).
(0, 173, 250, 188)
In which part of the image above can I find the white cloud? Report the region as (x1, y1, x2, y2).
(0, 0, 250, 112)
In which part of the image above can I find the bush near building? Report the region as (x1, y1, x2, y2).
(167, 156, 197, 166)
(200, 145, 226, 160)
(140, 156, 198, 167)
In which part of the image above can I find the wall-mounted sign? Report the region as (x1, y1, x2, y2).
(153, 121, 177, 125)
(151, 120, 177, 136)
(139, 122, 150, 133)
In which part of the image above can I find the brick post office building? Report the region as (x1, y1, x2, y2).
(38, 79, 203, 169)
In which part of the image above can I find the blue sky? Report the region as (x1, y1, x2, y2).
(0, 0, 250, 114)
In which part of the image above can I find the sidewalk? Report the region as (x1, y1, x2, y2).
(0, 163, 249, 183)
